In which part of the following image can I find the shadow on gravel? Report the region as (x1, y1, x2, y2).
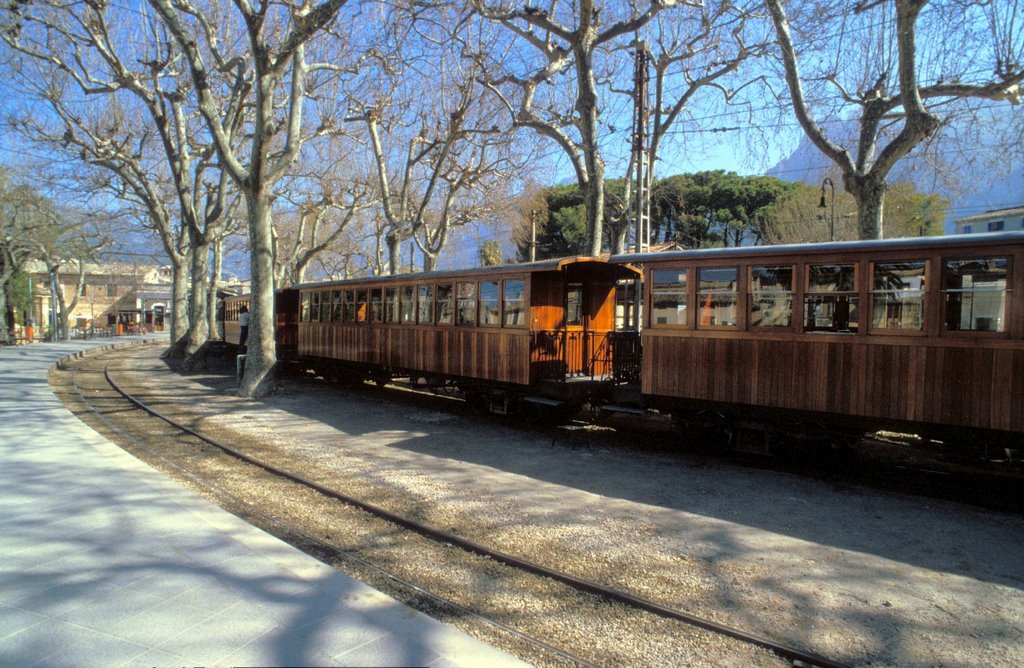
(162, 351, 1024, 598)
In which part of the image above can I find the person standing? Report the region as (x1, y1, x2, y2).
(238, 305, 250, 349)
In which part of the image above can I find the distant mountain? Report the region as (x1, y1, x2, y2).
(767, 124, 1024, 231)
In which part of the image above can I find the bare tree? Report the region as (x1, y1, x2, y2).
(149, 0, 351, 397)
(473, 0, 684, 257)
(345, 6, 519, 273)
(603, 1, 771, 253)
(0, 170, 49, 344)
(270, 130, 376, 286)
(3, 82, 193, 339)
(35, 234, 104, 341)
(1, 1, 244, 358)
(765, 0, 1023, 239)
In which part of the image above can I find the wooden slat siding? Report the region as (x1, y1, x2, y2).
(299, 323, 530, 385)
(1014, 353, 1024, 430)
(644, 334, 1024, 432)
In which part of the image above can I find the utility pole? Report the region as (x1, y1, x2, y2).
(632, 41, 651, 254)
(529, 209, 540, 262)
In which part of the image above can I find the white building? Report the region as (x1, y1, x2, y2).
(953, 206, 1024, 234)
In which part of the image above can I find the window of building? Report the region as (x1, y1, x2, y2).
(503, 279, 526, 327)
(301, 293, 311, 322)
(750, 265, 793, 328)
(479, 281, 500, 327)
(566, 283, 583, 326)
(872, 261, 926, 331)
(436, 284, 453, 324)
(805, 264, 858, 333)
(456, 282, 476, 325)
(963, 225, 973, 234)
(384, 287, 398, 323)
(698, 267, 738, 328)
(943, 257, 1008, 332)
(400, 285, 415, 323)
(651, 269, 688, 327)
(988, 220, 1004, 232)
(417, 284, 433, 324)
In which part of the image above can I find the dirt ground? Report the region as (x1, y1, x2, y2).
(128, 346, 1024, 667)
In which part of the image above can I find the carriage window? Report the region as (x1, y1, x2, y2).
(616, 280, 640, 331)
(321, 292, 333, 322)
(698, 267, 738, 328)
(418, 284, 433, 324)
(384, 287, 398, 323)
(355, 289, 368, 322)
(331, 290, 343, 322)
(343, 290, 355, 322)
(566, 283, 583, 326)
(310, 292, 321, 322)
(805, 264, 859, 333)
(479, 281, 500, 327)
(503, 279, 526, 327)
(651, 269, 688, 326)
(457, 282, 476, 326)
(301, 293, 311, 322)
(401, 285, 416, 323)
(436, 283, 453, 324)
(750, 266, 793, 328)
(370, 288, 383, 322)
(943, 257, 1008, 332)
(872, 261, 925, 331)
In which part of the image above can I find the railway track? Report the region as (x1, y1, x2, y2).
(65, 345, 601, 666)
(56, 344, 846, 668)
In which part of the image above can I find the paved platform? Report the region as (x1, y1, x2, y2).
(0, 338, 526, 667)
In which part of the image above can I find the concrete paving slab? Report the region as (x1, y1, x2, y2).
(0, 338, 527, 667)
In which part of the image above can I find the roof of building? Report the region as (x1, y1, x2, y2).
(954, 206, 1024, 224)
(21, 259, 168, 277)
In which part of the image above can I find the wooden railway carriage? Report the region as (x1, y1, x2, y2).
(221, 291, 299, 358)
(619, 232, 1024, 445)
(295, 257, 640, 413)
(222, 294, 247, 346)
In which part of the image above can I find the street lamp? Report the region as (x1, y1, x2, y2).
(818, 178, 837, 241)
(819, 178, 836, 241)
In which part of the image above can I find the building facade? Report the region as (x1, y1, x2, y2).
(953, 206, 1024, 235)
(19, 261, 172, 339)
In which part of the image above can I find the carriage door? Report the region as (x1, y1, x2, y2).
(564, 281, 588, 376)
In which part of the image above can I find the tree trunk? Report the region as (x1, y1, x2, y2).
(238, 188, 278, 398)
(583, 172, 605, 256)
(386, 232, 400, 276)
(169, 257, 190, 342)
(847, 174, 887, 240)
(208, 238, 223, 340)
(181, 235, 211, 370)
(576, 45, 605, 257)
(163, 255, 192, 357)
(0, 277, 11, 345)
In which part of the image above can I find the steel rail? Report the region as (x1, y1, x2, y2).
(102, 361, 848, 668)
(65, 352, 592, 668)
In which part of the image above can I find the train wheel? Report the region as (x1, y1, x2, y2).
(464, 390, 489, 415)
(672, 411, 733, 451)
